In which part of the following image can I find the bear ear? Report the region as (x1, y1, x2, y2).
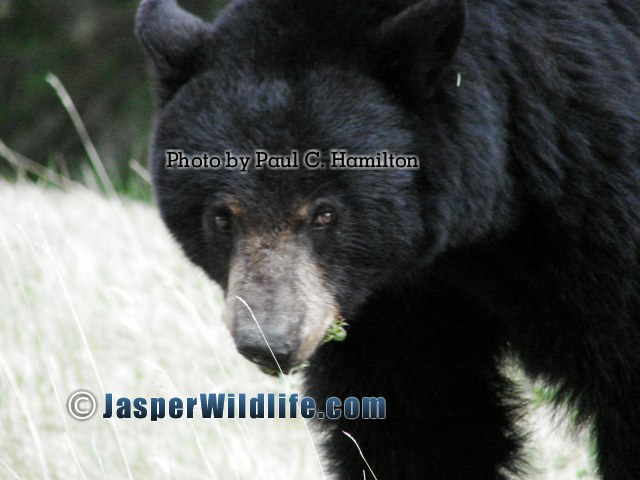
(135, 0, 210, 106)
(369, 0, 467, 102)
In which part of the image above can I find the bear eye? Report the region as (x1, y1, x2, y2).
(214, 213, 232, 232)
(313, 208, 337, 228)
(203, 203, 236, 237)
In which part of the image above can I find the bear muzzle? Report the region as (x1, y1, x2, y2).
(223, 238, 338, 374)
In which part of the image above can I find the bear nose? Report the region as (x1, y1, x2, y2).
(236, 342, 294, 374)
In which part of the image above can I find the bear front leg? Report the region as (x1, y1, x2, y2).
(304, 286, 522, 480)
(587, 349, 640, 480)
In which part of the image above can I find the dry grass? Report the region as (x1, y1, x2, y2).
(0, 180, 598, 479)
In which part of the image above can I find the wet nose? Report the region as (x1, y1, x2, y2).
(236, 341, 294, 374)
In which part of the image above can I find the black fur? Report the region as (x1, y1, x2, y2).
(136, 0, 640, 478)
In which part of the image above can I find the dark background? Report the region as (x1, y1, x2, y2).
(0, 0, 227, 196)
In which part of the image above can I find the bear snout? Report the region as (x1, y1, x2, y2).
(223, 238, 339, 373)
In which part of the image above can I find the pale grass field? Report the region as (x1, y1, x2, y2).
(0, 180, 599, 479)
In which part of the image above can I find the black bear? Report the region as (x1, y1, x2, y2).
(135, 0, 640, 478)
